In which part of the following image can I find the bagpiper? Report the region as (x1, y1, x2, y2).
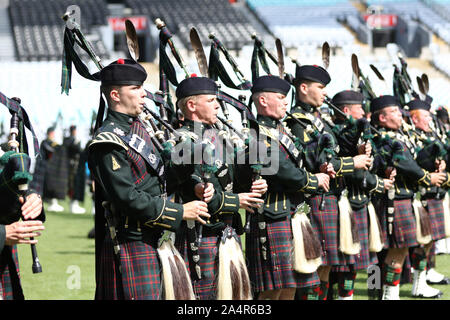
(285, 65, 372, 300)
(246, 75, 330, 300)
(173, 76, 266, 300)
(407, 98, 450, 297)
(87, 58, 210, 299)
(369, 95, 447, 299)
(327, 90, 394, 299)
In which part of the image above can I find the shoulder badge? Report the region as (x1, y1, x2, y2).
(111, 155, 120, 171)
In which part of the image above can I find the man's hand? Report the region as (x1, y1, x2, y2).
(19, 193, 43, 220)
(436, 159, 446, 173)
(5, 220, 45, 246)
(357, 142, 372, 156)
(315, 173, 330, 192)
(238, 193, 265, 213)
(383, 178, 394, 191)
(319, 162, 336, 178)
(430, 172, 447, 187)
(353, 154, 372, 170)
(194, 182, 214, 203)
(250, 178, 268, 196)
(182, 201, 210, 224)
(383, 168, 396, 190)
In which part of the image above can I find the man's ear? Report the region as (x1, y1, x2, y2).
(186, 98, 196, 113)
(258, 94, 267, 108)
(298, 82, 308, 96)
(110, 88, 120, 103)
(378, 112, 386, 125)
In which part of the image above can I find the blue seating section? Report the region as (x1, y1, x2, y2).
(125, 0, 261, 50)
(247, 0, 350, 8)
(247, 0, 358, 48)
(364, 1, 450, 45)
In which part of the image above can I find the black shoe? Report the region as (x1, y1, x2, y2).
(427, 277, 450, 285)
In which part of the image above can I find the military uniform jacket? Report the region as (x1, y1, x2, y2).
(333, 119, 385, 209)
(372, 127, 434, 200)
(257, 114, 320, 219)
(411, 128, 450, 199)
(88, 110, 184, 243)
(175, 119, 241, 234)
(284, 102, 355, 196)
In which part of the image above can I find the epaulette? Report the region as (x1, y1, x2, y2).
(289, 111, 311, 122)
(88, 131, 128, 151)
(286, 112, 319, 140)
(258, 124, 278, 141)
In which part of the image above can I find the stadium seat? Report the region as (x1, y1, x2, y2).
(246, 0, 358, 49)
(8, 0, 109, 61)
(124, 0, 264, 50)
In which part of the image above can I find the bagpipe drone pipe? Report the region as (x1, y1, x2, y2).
(0, 95, 43, 273)
(61, 11, 199, 300)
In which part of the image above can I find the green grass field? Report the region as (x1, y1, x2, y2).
(17, 200, 450, 300)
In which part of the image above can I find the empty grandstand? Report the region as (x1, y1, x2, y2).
(9, 0, 109, 61)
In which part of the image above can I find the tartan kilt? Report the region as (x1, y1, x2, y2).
(175, 233, 219, 300)
(192, 236, 218, 300)
(332, 206, 378, 272)
(426, 199, 447, 241)
(0, 245, 21, 300)
(376, 198, 418, 248)
(308, 195, 356, 267)
(175, 217, 241, 300)
(246, 213, 319, 293)
(95, 236, 161, 300)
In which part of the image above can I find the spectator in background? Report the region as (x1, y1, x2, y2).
(31, 126, 66, 212)
(64, 125, 85, 214)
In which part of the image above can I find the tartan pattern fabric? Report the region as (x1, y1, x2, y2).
(175, 218, 244, 300)
(308, 194, 356, 266)
(175, 234, 221, 300)
(410, 249, 427, 271)
(337, 271, 356, 297)
(296, 285, 320, 300)
(319, 281, 329, 300)
(426, 199, 447, 241)
(332, 206, 378, 272)
(126, 120, 153, 184)
(377, 198, 418, 248)
(383, 264, 402, 286)
(192, 236, 219, 300)
(0, 91, 40, 153)
(0, 245, 20, 300)
(95, 236, 161, 300)
(246, 214, 320, 293)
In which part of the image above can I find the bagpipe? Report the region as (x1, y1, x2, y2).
(248, 36, 329, 272)
(347, 56, 402, 251)
(0, 95, 42, 273)
(189, 26, 254, 299)
(329, 53, 390, 253)
(390, 50, 449, 243)
(61, 10, 198, 300)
